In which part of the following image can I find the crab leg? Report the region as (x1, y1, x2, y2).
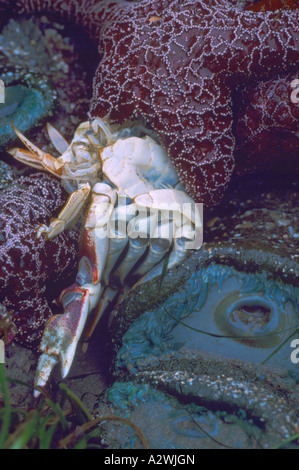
(127, 190, 203, 285)
(34, 286, 92, 396)
(80, 201, 139, 348)
(8, 124, 65, 177)
(34, 184, 117, 396)
(37, 183, 91, 239)
(81, 286, 120, 352)
(80, 204, 160, 348)
(82, 192, 195, 346)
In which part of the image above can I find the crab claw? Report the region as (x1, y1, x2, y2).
(34, 355, 59, 398)
(34, 285, 92, 397)
(34, 184, 116, 396)
(8, 124, 64, 177)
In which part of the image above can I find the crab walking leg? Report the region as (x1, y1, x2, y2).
(82, 205, 161, 346)
(34, 183, 117, 395)
(37, 183, 91, 239)
(131, 190, 203, 285)
(83, 190, 199, 344)
(82, 237, 151, 347)
(81, 286, 120, 352)
(81, 201, 139, 348)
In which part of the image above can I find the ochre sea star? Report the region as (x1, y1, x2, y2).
(234, 71, 299, 175)
(1, 0, 298, 206)
(247, 0, 298, 12)
(0, 174, 79, 346)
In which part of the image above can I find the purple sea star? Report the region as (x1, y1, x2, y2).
(0, 0, 298, 208)
(0, 174, 79, 346)
(234, 71, 299, 176)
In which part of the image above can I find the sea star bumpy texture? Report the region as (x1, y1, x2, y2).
(234, 70, 299, 175)
(247, 0, 298, 12)
(0, 174, 79, 346)
(1, 0, 299, 206)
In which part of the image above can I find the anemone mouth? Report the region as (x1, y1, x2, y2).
(215, 294, 281, 348)
(115, 264, 299, 373)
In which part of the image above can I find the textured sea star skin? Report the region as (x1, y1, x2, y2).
(234, 71, 299, 175)
(0, 175, 79, 346)
(1, 0, 299, 207)
(89, 0, 299, 206)
(247, 0, 297, 12)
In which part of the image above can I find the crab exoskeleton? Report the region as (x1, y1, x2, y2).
(9, 118, 203, 396)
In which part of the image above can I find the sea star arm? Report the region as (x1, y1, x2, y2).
(1, 0, 298, 207)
